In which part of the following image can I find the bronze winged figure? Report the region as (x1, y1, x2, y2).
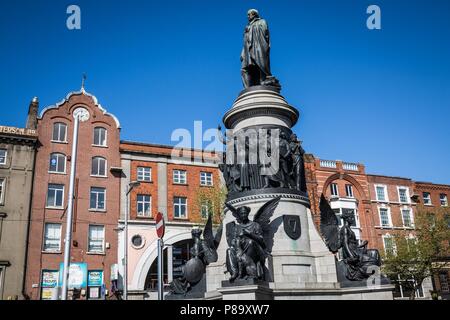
(224, 196, 281, 282)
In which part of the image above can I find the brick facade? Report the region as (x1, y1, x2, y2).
(24, 91, 121, 300)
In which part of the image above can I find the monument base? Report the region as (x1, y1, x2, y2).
(217, 283, 274, 300)
(270, 282, 394, 300)
(210, 282, 394, 300)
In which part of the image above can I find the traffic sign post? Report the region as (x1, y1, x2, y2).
(156, 212, 165, 238)
(155, 212, 165, 301)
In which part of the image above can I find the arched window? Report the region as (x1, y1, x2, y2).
(49, 153, 66, 173)
(93, 127, 107, 146)
(91, 157, 107, 177)
(52, 122, 67, 142)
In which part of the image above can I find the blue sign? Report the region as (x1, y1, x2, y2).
(59, 263, 88, 289)
(88, 270, 104, 287)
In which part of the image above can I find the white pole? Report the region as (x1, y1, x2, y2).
(61, 114, 80, 300)
(157, 239, 164, 300)
(124, 188, 129, 300)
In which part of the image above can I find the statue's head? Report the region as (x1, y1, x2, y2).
(290, 133, 298, 141)
(191, 228, 203, 239)
(247, 9, 259, 22)
(237, 206, 251, 222)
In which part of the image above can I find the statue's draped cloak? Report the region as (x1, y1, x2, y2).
(241, 18, 271, 76)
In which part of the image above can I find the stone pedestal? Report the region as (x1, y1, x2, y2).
(206, 86, 340, 299)
(206, 86, 394, 300)
(218, 281, 274, 300)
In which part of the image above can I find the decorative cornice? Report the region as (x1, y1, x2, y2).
(227, 191, 310, 207)
(39, 90, 121, 129)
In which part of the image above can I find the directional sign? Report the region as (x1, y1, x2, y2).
(155, 212, 165, 239)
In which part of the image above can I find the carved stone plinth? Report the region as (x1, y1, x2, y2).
(218, 283, 274, 300)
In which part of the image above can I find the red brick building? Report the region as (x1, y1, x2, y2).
(24, 89, 122, 300)
(305, 155, 375, 247)
(118, 142, 221, 298)
(305, 154, 448, 299)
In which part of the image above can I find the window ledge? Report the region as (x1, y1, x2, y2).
(200, 185, 214, 188)
(173, 183, 188, 186)
(375, 226, 394, 230)
(45, 206, 64, 210)
(173, 217, 189, 221)
(51, 140, 68, 144)
(136, 216, 153, 220)
(137, 180, 153, 184)
(87, 252, 106, 256)
(48, 171, 67, 175)
(92, 144, 108, 148)
(90, 175, 108, 178)
(89, 209, 107, 213)
(42, 251, 62, 255)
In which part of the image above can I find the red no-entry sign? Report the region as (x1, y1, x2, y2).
(155, 212, 165, 239)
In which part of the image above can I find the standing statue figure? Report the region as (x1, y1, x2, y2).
(241, 9, 280, 89)
(225, 197, 281, 282)
(319, 195, 387, 283)
(289, 133, 306, 191)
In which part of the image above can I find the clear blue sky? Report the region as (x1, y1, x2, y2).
(1, 0, 449, 184)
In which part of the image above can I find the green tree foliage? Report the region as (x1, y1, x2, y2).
(194, 184, 227, 225)
(382, 206, 450, 299)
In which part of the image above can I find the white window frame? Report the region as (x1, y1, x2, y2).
(137, 167, 152, 182)
(0, 149, 7, 165)
(378, 206, 392, 227)
(43, 223, 62, 252)
(200, 172, 213, 187)
(330, 183, 339, 197)
(345, 184, 354, 198)
(375, 184, 388, 202)
(439, 273, 450, 293)
(397, 186, 410, 204)
(46, 184, 65, 209)
(382, 234, 397, 255)
(49, 153, 67, 174)
(91, 157, 107, 177)
(394, 275, 425, 298)
(90, 187, 106, 211)
(400, 207, 414, 228)
(93, 127, 107, 147)
(137, 194, 152, 217)
(173, 197, 187, 219)
(52, 122, 67, 143)
(0, 178, 5, 205)
(88, 225, 105, 253)
(173, 170, 187, 185)
(423, 192, 432, 205)
(440, 194, 448, 207)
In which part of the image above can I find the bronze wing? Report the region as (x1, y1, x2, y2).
(253, 196, 281, 237)
(202, 214, 218, 264)
(319, 194, 341, 253)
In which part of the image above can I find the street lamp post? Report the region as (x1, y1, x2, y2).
(124, 181, 140, 300)
(61, 107, 89, 300)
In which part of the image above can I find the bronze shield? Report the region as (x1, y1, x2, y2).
(283, 215, 301, 240)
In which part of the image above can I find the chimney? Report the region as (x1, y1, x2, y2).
(26, 97, 39, 130)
